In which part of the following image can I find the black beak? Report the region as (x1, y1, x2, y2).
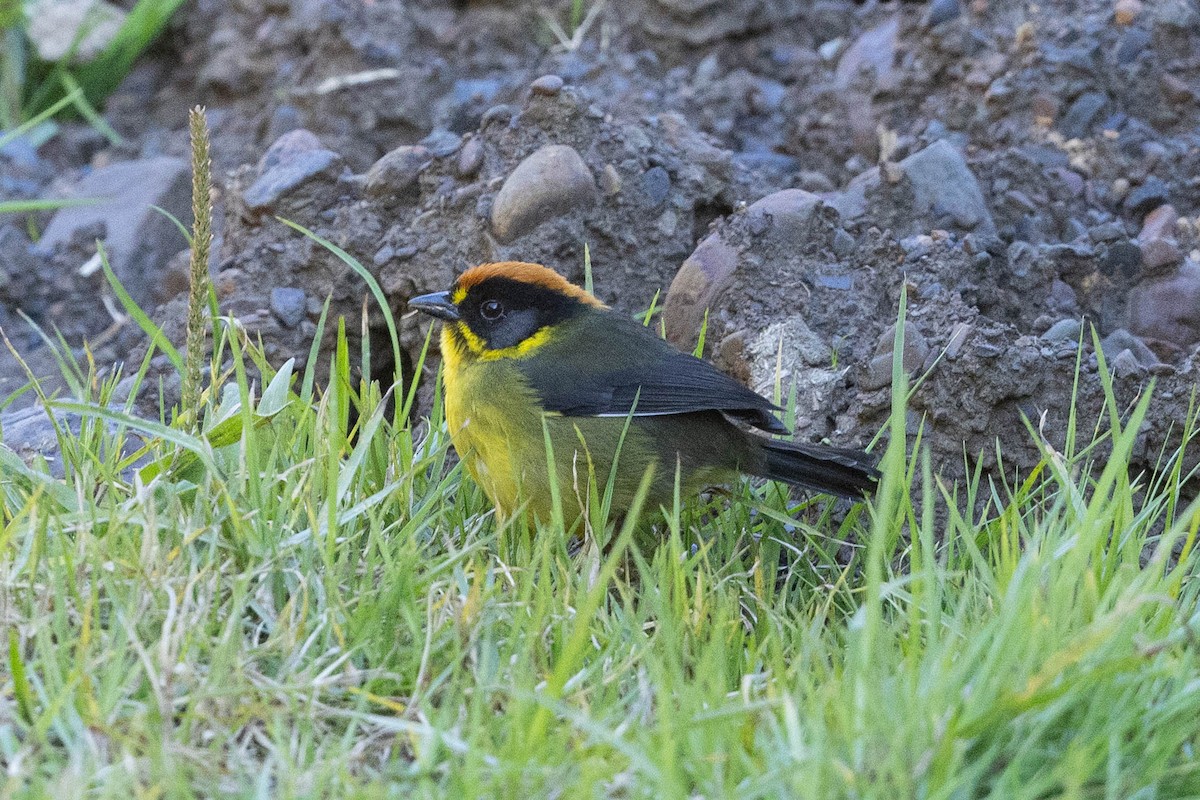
(409, 291, 460, 321)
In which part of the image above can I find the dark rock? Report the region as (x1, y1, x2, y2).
(1101, 241, 1143, 277)
(1123, 177, 1169, 219)
(1058, 92, 1108, 139)
(270, 287, 306, 328)
(35, 156, 192, 309)
(1115, 28, 1152, 64)
(641, 166, 671, 207)
(833, 228, 856, 258)
(490, 144, 597, 242)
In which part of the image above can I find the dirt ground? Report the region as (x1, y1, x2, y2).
(2, 0, 1199, 486)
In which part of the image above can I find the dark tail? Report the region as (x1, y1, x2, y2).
(751, 439, 879, 499)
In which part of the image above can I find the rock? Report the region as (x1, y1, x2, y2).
(898, 139, 995, 232)
(1138, 204, 1179, 243)
(530, 74, 565, 96)
(1160, 74, 1196, 104)
(456, 138, 484, 177)
(420, 130, 462, 158)
(1124, 177, 1169, 219)
(25, 0, 125, 62)
(270, 287, 307, 328)
(1153, 0, 1198, 31)
(863, 322, 930, 390)
(1110, 349, 1145, 379)
(1100, 328, 1159, 366)
(1042, 318, 1082, 343)
(364, 145, 431, 200)
(1115, 28, 1151, 64)
(745, 189, 822, 243)
(1129, 264, 1200, 347)
(1089, 221, 1126, 242)
(490, 145, 597, 242)
(641, 166, 671, 208)
(833, 228, 856, 258)
(1101, 241, 1142, 278)
(925, 0, 961, 26)
(35, 156, 192, 309)
(1058, 92, 1108, 139)
(600, 164, 622, 196)
(836, 16, 900, 93)
(244, 130, 343, 211)
(1114, 0, 1144, 25)
(663, 234, 739, 348)
(1140, 239, 1183, 272)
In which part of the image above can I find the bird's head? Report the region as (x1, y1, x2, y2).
(409, 261, 606, 362)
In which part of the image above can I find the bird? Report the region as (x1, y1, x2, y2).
(409, 261, 878, 525)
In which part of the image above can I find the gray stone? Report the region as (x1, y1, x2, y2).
(835, 16, 900, 93)
(420, 130, 462, 158)
(641, 166, 671, 207)
(35, 156, 192, 309)
(863, 322, 930, 390)
(746, 189, 822, 243)
(530, 74, 565, 96)
(456, 138, 484, 177)
(899, 139, 995, 232)
(1100, 328, 1159, 366)
(1042, 318, 1081, 343)
(270, 287, 307, 328)
(490, 145, 597, 242)
(1059, 92, 1108, 138)
(244, 130, 343, 211)
(1123, 177, 1169, 219)
(1110, 349, 1146, 379)
(365, 145, 430, 200)
(925, 0, 961, 26)
(833, 228, 856, 258)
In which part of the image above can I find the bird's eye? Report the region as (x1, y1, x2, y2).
(480, 299, 504, 320)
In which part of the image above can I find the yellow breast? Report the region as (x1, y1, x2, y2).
(440, 327, 545, 517)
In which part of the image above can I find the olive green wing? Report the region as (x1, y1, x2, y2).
(516, 311, 789, 435)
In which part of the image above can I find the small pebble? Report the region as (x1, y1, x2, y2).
(270, 287, 306, 328)
(531, 74, 565, 96)
(1041, 318, 1081, 343)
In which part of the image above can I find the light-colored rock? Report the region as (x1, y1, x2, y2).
(490, 145, 596, 242)
(746, 189, 822, 244)
(899, 139, 995, 232)
(26, 0, 126, 62)
(35, 156, 192, 309)
(245, 130, 344, 211)
(662, 233, 739, 348)
(835, 16, 900, 93)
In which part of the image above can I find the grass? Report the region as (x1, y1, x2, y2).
(2, 119, 1200, 797)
